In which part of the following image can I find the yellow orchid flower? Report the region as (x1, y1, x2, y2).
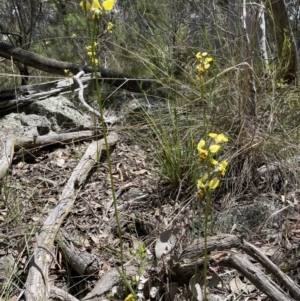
(196, 52, 202, 60)
(197, 179, 206, 197)
(209, 133, 228, 144)
(124, 294, 136, 301)
(217, 160, 228, 176)
(197, 139, 208, 161)
(107, 21, 114, 33)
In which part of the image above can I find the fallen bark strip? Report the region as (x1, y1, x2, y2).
(0, 41, 157, 93)
(24, 132, 118, 301)
(240, 239, 300, 299)
(0, 131, 95, 180)
(219, 253, 295, 301)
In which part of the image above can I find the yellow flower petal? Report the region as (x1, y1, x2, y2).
(197, 179, 205, 188)
(201, 173, 208, 183)
(219, 160, 228, 169)
(124, 294, 136, 301)
(196, 52, 202, 60)
(209, 178, 220, 189)
(216, 133, 228, 143)
(210, 158, 219, 165)
(201, 52, 208, 56)
(209, 144, 220, 153)
(205, 57, 213, 63)
(197, 139, 205, 151)
(92, 0, 101, 9)
(103, 0, 114, 10)
(204, 63, 210, 69)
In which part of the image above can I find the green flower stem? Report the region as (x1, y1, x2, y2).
(90, 17, 125, 275)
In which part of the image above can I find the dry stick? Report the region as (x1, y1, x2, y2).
(0, 139, 15, 179)
(74, 71, 118, 124)
(83, 266, 137, 301)
(219, 253, 295, 301)
(74, 71, 101, 118)
(0, 131, 94, 180)
(241, 239, 300, 300)
(24, 132, 118, 301)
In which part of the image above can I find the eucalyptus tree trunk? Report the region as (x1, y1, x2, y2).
(242, 0, 258, 116)
(257, 1, 268, 65)
(265, 0, 298, 83)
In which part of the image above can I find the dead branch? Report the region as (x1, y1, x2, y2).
(218, 253, 295, 301)
(179, 234, 242, 262)
(57, 237, 101, 276)
(0, 131, 95, 180)
(0, 41, 157, 93)
(24, 132, 118, 301)
(0, 74, 94, 113)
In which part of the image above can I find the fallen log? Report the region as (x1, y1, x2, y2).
(0, 130, 95, 179)
(24, 132, 118, 301)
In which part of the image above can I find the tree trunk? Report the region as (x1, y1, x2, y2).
(265, 0, 298, 83)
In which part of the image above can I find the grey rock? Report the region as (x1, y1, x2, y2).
(29, 95, 93, 131)
(0, 96, 94, 144)
(0, 112, 50, 140)
(215, 199, 284, 239)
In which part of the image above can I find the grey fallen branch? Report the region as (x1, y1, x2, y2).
(0, 131, 94, 180)
(240, 239, 300, 299)
(0, 41, 157, 95)
(50, 286, 80, 301)
(177, 235, 298, 301)
(23, 132, 118, 301)
(57, 236, 101, 276)
(0, 73, 94, 114)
